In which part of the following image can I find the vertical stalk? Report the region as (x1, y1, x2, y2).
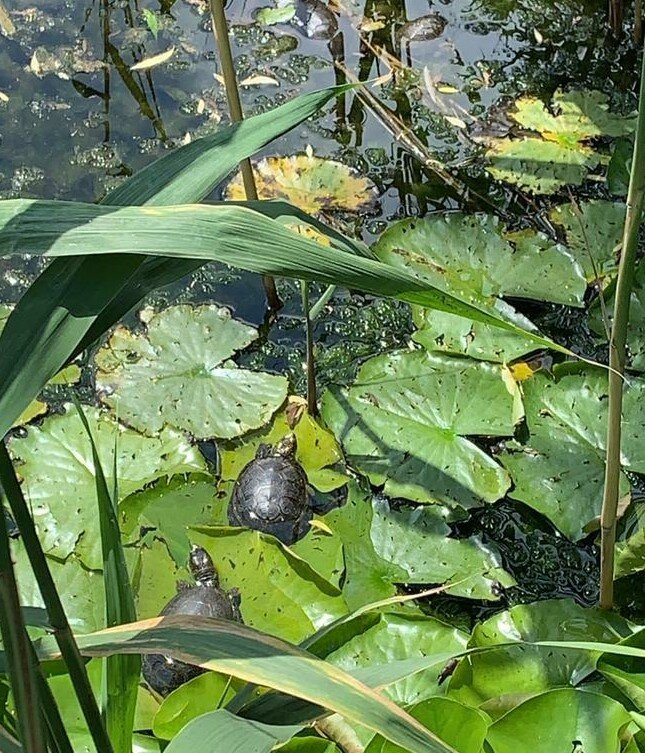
(0, 489, 46, 753)
(208, 0, 281, 311)
(301, 281, 317, 415)
(599, 48, 645, 609)
(0, 444, 115, 753)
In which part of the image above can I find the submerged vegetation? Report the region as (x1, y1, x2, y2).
(0, 0, 644, 752)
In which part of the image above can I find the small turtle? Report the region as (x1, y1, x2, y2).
(142, 546, 241, 697)
(228, 434, 311, 545)
(397, 13, 447, 42)
(292, 0, 339, 40)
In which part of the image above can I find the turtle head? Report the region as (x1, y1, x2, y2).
(189, 545, 218, 586)
(274, 433, 297, 458)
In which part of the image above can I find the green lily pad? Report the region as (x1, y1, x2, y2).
(11, 539, 105, 634)
(615, 503, 645, 580)
(256, 2, 296, 25)
(132, 538, 189, 620)
(326, 611, 469, 706)
(219, 398, 347, 492)
(373, 213, 584, 362)
(486, 90, 635, 194)
(549, 200, 625, 282)
(486, 137, 596, 194)
(448, 599, 633, 710)
(369, 496, 514, 599)
(153, 672, 238, 740)
(320, 350, 516, 507)
(485, 688, 632, 753)
(225, 154, 378, 215)
(121, 475, 221, 568)
(9, 405, 206, 569)
(190, 527, 347, 643)
(365, 697, 489, 753)
(511, 90, 636, 143)
(96, 305, 288, 440)
(499, 369, 645, 539)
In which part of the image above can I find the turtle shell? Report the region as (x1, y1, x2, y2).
(142, 548, 241, 697)
(228, 443, 310, 545)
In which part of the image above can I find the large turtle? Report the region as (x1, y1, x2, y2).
(228, 434, 311, 545)
(142, 545, 241, 697)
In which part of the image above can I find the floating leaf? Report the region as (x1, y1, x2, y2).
(485, 688, 632, 753)
(9, 405, 206, 569)
(365, 698, 489, 753)
(96, 305, 288, 440)
(498, 369, 645, 539)
(615, 503, 645, 579)
(326, 611, 468, 706)
(368, 496, 514, 599)
(256, 3, 297, 25)
(374, 213, 584, 362)
(549, 200, 625, 282)
(448, 599, 633, 709)
(190, 527, 347, 643)
(130, 47, 175, 71)
(239, 74, 280, 87)
(486, 137, 596, 194)
(219, 397, 346, 491)
(486, 90, 635, 193)
(224, 155, 378, 214)
(321, 350, 516, 507)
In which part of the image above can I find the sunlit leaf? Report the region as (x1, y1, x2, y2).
(96, 305, 287, 440)
(225, 155, 378, 214)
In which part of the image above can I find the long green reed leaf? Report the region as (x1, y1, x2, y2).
(72, 399, 138, 753)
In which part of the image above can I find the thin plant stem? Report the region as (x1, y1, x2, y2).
(0, 487, 46, 753)
(310, 284, 336, 321)
(599, 49, 645, 609)
(33, 652, 74, 753)
(301, 280, 317, 415)
(0, 444, 115, 753)
(208, 0, 281, 311)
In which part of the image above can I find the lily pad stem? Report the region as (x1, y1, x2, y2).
(301, 280, 317, 415)
(208, 0, 281, 311)
(599, 47, 645, 609)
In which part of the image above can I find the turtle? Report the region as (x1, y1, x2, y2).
(228, 434, 311, 546)
(141, 545, 241, 697)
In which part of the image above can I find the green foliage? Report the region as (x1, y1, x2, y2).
(321, 350, 517, 507)
(486, 91, 636, 193)
(96, 305, 288, 440)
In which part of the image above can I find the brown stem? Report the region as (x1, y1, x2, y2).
(208, 0, 281, 311)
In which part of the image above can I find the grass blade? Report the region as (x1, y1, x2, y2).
(0, 488, 46, 753)
(72, 399, 138, 753)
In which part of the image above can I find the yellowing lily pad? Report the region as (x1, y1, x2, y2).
(224, 154, 378, 215)
(219, 396, 346, 491)
(486, 90, 635, 194)
(95, 305, 288, 440)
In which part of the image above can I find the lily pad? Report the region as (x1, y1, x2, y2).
(219, 397, 347, 492)
(615, 503, 645, 580)
(499, 369, 645, 539)
(486, 90, 635, 193)
(190, 527, 347, 643)
(326, 611, 469, 706)
(133, 538, 189, 620)
(549, 200, 625, 282)
(96, 305, 288, 440)
(120, 475, 221, 568)
(374, 213, 584, 362)
(448, 599, 633, 709)
(224, 154, 378, 215)
(256, 2, 297, 25)
(9, 405, 206, 569)
(486, 688, 632, 753)
(365, 698, 489, 753)
(320, 350, 517, 507)
(369, 496, 514, 599)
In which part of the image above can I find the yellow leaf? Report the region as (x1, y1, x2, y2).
(308, 519, 334, 535)
(445, 115, 467, 129)
(509, 362, 535, 382)
(0, 91, 8, 102)
(130, 47, 175, 71)
(437, 84, 459, 94)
